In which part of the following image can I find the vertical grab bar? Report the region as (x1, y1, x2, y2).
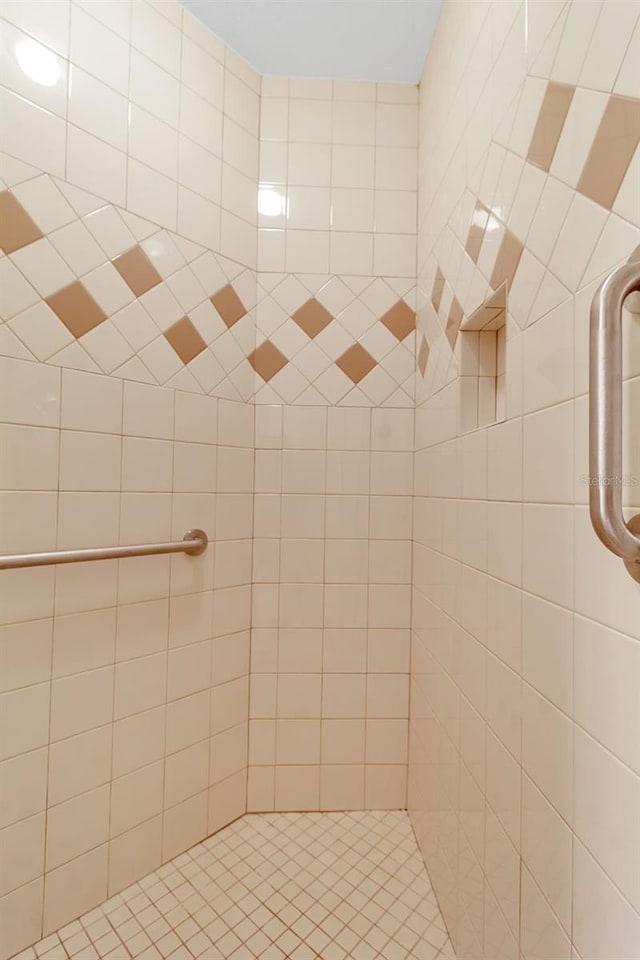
(589, 258, 640, 583)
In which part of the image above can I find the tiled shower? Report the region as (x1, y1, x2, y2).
(0, 1, 638, 959)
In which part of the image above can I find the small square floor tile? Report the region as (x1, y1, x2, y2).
(26, 811, 453, 960)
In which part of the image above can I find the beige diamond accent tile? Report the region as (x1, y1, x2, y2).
(465, 283, 507, 331)
(46, 281, 107, 339)
(164, 316, 207, 364)
(0, 190, 43, 254)
(112, 245, 163, 296)
(380, 299, 416, 341)
(211, 283, 247, 328)
(249, 339, 288, 382)
(336, 342, 377, 384)
(431, 267, 445, 312)
(445, 297, 463, 349)
(490, 229, 524, 291)
(291, 297, 334, 339)
(465, 202, 491, 263)
(418, 335, 430, 376)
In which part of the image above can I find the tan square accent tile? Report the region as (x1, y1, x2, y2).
(380, 300, 416, 341)
(578, 94, 640, 210)
(249, 340, 288, 382)
(211, 283, 247, 328)
(292, 298, 333, 338)
(336, 343, 377, 384)
(465, 202, 491, 263)
(431, 267, 445, 312)
(445, 297, 463, 350)
(46, 281, 107, 338)
(527, 81, 575, 172)
(417, 336, 430, 376)
(490, 229, 524, 291)
(164, 316, 207, 364)
(112, 245, 162, 296)
(0, 190, 44, 254)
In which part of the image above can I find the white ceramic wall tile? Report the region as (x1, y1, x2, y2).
(410, 7, 640, 960)
(2, 5, 640, 960)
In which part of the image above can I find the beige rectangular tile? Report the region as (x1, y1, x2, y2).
(490, 229, 524, 291)
(46, 281, 107, 338)
(45, 784, 110, 871)
(430, 266, 445, 311)
(527, 81, 575, 172)
(0, 190, 43, 254)
(248, 340, 288, 382)
(465, 202, 491, 263)
(210, 283, 246, 328)
(164, 315, 207, 364)
(336, 343, 376, 384)
(578, 94, 640, 209)
(445, 297, 463, 349)
(112, 244, 162, 296)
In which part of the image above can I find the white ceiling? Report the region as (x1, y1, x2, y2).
(180, 0, 442, 83)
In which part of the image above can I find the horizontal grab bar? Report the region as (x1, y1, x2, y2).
(0, 529, 208, 571)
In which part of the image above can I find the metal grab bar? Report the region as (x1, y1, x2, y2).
(590, 258, 640, 583)
(0, 529, 208, 571)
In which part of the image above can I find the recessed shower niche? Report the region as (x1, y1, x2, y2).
(458, 282, 507, 434)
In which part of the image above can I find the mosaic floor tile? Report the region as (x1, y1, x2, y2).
(20, 812, 454, 960)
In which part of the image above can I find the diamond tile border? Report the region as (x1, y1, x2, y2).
(292, 297, 333, 339)
(20, 811, 455, 960)
(419, 83, 640, 390)
(417, 336, 429, 376)
(0, 159, 418, 408)
(254, 278, 417, 407)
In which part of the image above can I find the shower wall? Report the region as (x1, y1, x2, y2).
(246, 77, 418, 812)
(0, 2, 259, 955)
(409, 2, 640, 959)
(248, 402, 415, 813)
(254, 75, 418, 407)
(5, 0, 638, 959)
(0, 3, 423, 952)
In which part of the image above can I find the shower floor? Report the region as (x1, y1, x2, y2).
(20, 811, 454, 960)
